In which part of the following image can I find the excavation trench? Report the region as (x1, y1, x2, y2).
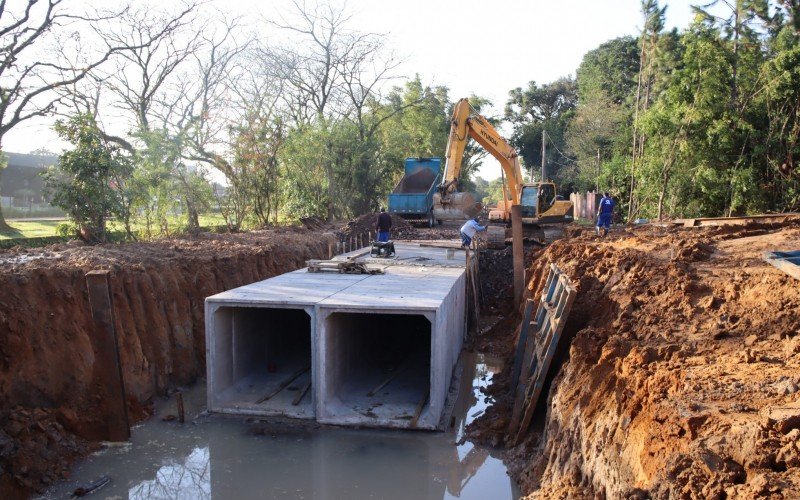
(3, 228, 530, 499)
(21, 221, 797, 499)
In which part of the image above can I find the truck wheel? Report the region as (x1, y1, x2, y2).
(427, 210, 435, 228)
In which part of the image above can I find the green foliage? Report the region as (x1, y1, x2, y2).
(55, 222, 75, 237)
(505, 78, 577, 190)
(279, 77, 453, 220)
(576, 37, 640, 105)
(466, 176, 506, 208)
(229, 113, 286, 227)
(547, 0, 800, 220)
(42, 114, 132, 242)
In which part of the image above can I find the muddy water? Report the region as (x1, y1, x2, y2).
(42, 353, 519, 499)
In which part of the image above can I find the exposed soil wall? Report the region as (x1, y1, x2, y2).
(0, 229, 333, 498)
(470, 221, 800, 499)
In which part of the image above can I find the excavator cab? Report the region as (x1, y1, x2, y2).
(520, 182, 556, 218)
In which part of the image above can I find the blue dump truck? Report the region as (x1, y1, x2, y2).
(387, 157, 442, 227)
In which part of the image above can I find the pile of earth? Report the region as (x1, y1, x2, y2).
(468, 220, 800, 498)
(338, 212, 417, 240)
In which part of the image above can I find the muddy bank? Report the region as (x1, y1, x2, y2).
(470, 221, 800, 498)
(0, 229, 333, 498)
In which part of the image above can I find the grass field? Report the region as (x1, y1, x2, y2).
(0, 214, 228, 241)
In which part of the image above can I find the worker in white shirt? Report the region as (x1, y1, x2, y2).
(460, 217, 487, 249)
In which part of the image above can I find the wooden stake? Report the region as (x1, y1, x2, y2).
(176, 391, 185, 423)
(511, 205, 524, 304)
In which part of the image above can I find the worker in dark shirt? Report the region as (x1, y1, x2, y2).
(376, 207, 392, 242)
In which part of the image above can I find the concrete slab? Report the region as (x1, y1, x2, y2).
(205, 242, 469, 429)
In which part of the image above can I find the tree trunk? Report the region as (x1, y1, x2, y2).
(657, 170, 669, 220)
(629, 31, 646, 223)
(0, 161, 11, 232)
(186, 199, 199, 231)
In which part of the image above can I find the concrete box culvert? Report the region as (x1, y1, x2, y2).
(205, 243, 468, 429)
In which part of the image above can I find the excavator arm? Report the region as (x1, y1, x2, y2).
(433, 97, 574, 229)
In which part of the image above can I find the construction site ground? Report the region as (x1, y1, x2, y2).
(1, 214, 799, 498)
(469, 220, 800, 499)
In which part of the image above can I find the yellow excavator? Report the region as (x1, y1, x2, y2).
(432, 98, 574, 235)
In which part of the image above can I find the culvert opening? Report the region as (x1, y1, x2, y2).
(210, 306, 313, 418)
(322, 312, 431, 425)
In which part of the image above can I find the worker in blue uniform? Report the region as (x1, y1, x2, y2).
(596, 192, 615, 237)
(460, 217, 487, 248)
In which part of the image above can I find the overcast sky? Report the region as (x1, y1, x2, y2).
(7, 0, 700, 179)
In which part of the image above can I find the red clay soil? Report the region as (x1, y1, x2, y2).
(469, 221, 800, 499)
(0, 229, 333, 498)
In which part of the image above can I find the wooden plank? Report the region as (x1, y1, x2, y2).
(85, 271, 130, 442)
(410, 389, 430, 428)
(292, 381, 312, 406)
(676, 213, 800, 227)
(507, 265, 578, 443)
(256, 365, 311, 404)
(764, 251, 800, 281)
(514, 285, 577, 445)
(366, 365, 409, 397)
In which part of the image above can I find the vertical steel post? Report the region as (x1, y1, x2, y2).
(511, 205, 524, 304)
(85, 270, 130, 442)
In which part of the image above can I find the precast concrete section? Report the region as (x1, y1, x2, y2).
(205, 243, 468, 430)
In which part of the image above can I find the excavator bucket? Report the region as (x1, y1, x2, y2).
(432, 192, 482, 221)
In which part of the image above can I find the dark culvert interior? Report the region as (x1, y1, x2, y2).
(323, 312, 432, 423)
(212, 307, 313, 415)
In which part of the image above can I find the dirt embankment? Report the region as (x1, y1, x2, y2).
(470, 221, 800, 498)
(0, 229, 333, 498)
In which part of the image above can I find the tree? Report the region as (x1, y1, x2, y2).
(505, 78, 577, 188)
(0, 0, 150, 231)
(629, 0, 667, 221)
(268, 0, 395, 220)
(42, 114, 131, 242)
(576, 37, 640, 105)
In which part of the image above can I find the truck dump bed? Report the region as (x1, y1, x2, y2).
(388, 158, 441, 225)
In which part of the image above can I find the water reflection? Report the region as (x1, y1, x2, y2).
(129, 447, 210, 500)
(43, 353, 518, 500)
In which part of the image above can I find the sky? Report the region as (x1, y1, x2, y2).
(6, 0, 700, 179)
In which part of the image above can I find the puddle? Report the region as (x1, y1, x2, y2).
(41, 353, 519, 499)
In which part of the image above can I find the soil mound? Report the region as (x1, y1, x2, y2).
(469, 220, 800, 498)
(339, 212, 417, 239)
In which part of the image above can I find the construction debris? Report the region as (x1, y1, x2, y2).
(764, 250, 800, 280)
(306, 259, 385, 274)
(675, 212, 800, 227)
